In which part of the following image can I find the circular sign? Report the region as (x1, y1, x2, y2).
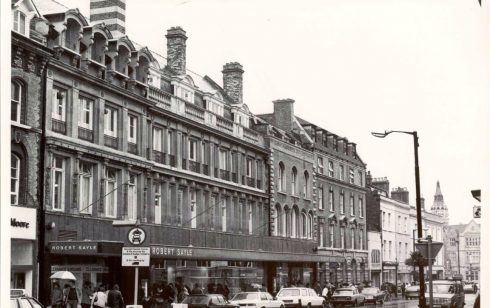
(127, 227, 147, 245)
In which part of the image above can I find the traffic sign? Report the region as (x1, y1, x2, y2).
(122, 247, 150, 267)
(415, 240, 443, 260)
(473, 206, 481, 218)
(127, 227, 147, 245)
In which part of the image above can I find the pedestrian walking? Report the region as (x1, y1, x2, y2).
(177, 286, 189, 303)
(51, 282, 63, 308)
(191, 283, 203, 295)
(64, 281, 81, 308)
(92, 285, 108, 308)
(107, 284, 125, 308)
(152, 284, 166, 308)
(81, 281, 93, 308)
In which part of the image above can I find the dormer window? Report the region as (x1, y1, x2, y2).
(176, 86, 194, 103)
(91, 32, 107, 64)
(64, 18, 82, 51)
(136, 56, 150, 83)
(116, 45, 130, 75)
(13, 11, 26, 35)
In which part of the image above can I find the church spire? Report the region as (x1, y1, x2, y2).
(431, 180, 449, 224)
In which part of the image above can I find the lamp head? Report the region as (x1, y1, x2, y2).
(371, 131, 390, 138)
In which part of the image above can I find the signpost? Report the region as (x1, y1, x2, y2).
(415, 235, 443, 308)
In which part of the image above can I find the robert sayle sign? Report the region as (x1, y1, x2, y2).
(122, 247, 150, 267)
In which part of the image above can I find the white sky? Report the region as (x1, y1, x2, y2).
(60, 0, 490, 225)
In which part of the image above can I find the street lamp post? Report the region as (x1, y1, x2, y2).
(372, 130, 427, 308)
(456, 231, 461, 275)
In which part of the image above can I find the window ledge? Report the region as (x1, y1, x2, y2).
(277, 191, 287, 196)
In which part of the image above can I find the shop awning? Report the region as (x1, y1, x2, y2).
(49, 240, 124, 256)
(150, 244, 341, 263)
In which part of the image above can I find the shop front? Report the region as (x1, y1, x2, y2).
(11, 206, 37, 297)
(146, 245, 324, 298)
(47, 241, 124, 292)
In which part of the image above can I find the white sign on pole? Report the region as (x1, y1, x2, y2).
(122, 247, 150, 267)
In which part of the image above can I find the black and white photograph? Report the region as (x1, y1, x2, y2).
(0, 0, 488, 307)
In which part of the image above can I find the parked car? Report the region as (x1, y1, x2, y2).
(425, 280, 465, 308)
(276, 288, 325, 308)
(182, 294, 240, 308)
(10, 289, 43, 308)
(405, 285, 420, 300)
(229, 292, 285, 308)
(360, 287, 386, 305)
(330, 288, 365, 307)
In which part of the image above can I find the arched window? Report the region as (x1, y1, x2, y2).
(11, 154, 20, 205)
(291, 206, 299, 238)
(308, 211, 314, 239)
(91, 32, 107, 64)
(303, 171, 309, 198)
(116, 45, 130, 75)
(11, 80, 24, 123)
(301, 211, 307, 238)
(136, 55, 150, 83)
(274, 204, 282, 236)
(284, 205, 291, 237)
(291, 167, 298, 196)
(278, 162, 285, 192)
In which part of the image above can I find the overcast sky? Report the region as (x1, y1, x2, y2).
(60, 0, 489, 225)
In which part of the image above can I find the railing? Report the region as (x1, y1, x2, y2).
(202, 164, 209, 176)
(148, 86, 172, 109)
(220, 169, 230, 181)
(189, 160, 200, 173)
(216, 116, 234, 133)
(168, 154, 176, 167)
(78, 127, 93, 142)
(104, 135, 118, 149)
(153, 150, 165, 164)
(185, 102, 205, 122)
(52, 119, 66, 134)
(246, 177, 256, 188)
(128, 142, 138, 155)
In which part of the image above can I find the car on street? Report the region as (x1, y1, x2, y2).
(330, 288, 365, 307)
(360, 287, 386, 305)
(405, 285, 420, 299)
(276, 288, 325, 308)
(182, 294, 240, 308)
(10, 289, 43, 308)
(425, 280, 465, 308)
(229, 292, 285, 308)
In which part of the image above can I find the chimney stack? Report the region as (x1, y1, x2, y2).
(371, 177, 390, 194)
(273, 98, 295, 132)
(391, 187, 410, 204)
(90, 0, 126, 37)
(166, 27, 187, 75)
(222, 62, 244, 104)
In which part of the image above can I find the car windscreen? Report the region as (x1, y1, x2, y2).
(183, 296, 210, 304)
(429, 284, 453, 294)
(232, 293, 259, 301)
(334, 290, 353, 295)
(277, 289, 300, 297)
(362, 288, 378, 294)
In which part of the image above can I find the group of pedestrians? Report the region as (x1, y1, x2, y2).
(50, 281, 125, 308)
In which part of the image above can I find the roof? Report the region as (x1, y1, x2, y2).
(33, 0, 69, 15)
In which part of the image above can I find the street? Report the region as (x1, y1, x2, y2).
(349, 293, 479, 307)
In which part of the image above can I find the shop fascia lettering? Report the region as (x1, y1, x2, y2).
(51, 243, 97, 252)
(151, 246, 194, 257)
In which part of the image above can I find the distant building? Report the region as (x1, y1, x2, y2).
(444, 220, 480, 283)
(366, 176, 446, 286)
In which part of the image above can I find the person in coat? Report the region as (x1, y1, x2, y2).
(81, 281, 93, 308)
(64, 281, 81, 308)
(51, 282, 63, 308)
(107, 284, 125, 308)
